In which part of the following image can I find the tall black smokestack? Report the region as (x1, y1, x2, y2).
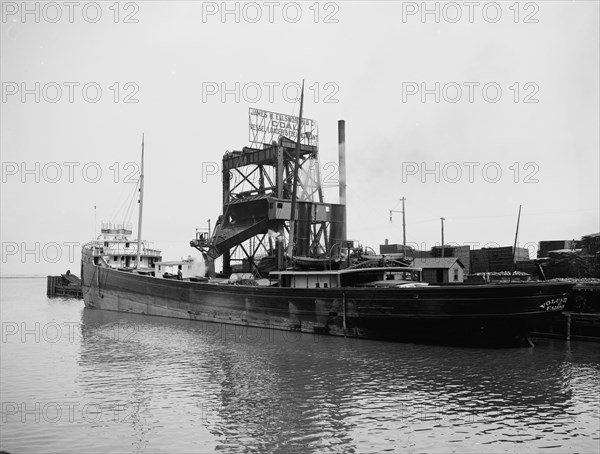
(338, 120, 347, 242)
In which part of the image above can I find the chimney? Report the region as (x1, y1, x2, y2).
(338, 120, 347, 242)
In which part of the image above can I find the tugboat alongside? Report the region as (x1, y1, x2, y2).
(81, 101, 574, 345)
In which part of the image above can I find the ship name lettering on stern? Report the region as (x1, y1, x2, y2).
(539, 297, 567, 311)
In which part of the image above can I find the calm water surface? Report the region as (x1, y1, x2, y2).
(1, 278, 599, 453)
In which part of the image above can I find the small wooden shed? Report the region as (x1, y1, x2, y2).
(412, 257, 465, 284)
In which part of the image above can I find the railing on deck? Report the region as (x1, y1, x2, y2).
(88, 241, 161, 257)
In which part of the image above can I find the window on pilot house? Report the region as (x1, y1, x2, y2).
(453, 268, 459, 281)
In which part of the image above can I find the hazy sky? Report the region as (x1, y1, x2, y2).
(1, 1, 599, 276)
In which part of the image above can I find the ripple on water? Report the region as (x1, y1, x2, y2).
(1, 279, 599, 453)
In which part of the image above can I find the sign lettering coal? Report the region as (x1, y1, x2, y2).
(249, 108, 319, 147)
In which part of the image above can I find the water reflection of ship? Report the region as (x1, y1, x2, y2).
(75, 308, 591, 451)
(78, 307, 354, 452)
(77, 308, 159, 452)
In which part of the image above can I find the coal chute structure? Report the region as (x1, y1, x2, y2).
(191, 111, 347, 277)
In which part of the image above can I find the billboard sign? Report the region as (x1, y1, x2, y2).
(249, 108, 319, 147)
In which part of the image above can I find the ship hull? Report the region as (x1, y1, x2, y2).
(81, 259, 573, 346)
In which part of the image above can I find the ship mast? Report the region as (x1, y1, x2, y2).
(136, 134, 144, 268)
(509, 204, 522, 283)
(286, 81, 305, 263)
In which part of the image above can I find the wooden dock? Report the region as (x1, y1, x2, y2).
(47, 272, 83, 299)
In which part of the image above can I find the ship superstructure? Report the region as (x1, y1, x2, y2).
(84, 222, 161, 271)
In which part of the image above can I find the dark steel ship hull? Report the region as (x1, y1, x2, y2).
(81, 257, 574, 346)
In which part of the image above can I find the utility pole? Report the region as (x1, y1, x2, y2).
(401, 197, 406, 258)
(440, 217, 445, 257)
(389, 197, 407, 258)
(207, 219, 211, 239)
